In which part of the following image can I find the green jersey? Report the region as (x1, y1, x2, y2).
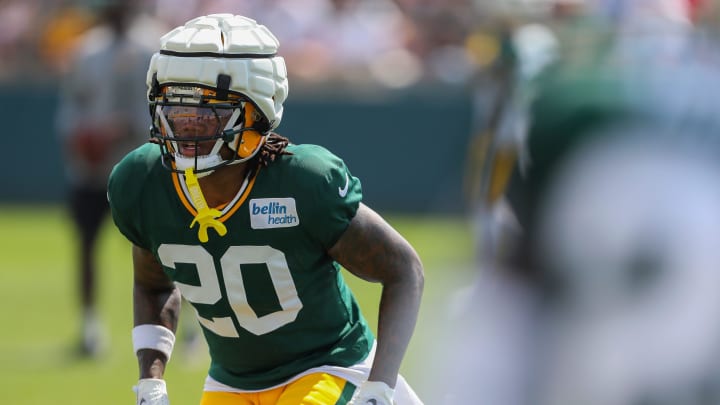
(108, 142, 374, 390)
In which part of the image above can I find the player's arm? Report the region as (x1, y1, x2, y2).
(132, 244, 181, 404)
(329, 203, 424, 388)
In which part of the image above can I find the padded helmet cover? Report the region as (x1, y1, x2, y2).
(146, 14, 289, 130)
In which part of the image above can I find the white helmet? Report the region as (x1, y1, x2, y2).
(146, 14, 289, 175)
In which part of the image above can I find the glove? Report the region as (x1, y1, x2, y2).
(135, 378, 169, 405)
(349, 380, 395, 405)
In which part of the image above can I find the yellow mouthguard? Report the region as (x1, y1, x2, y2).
(184, 168, 227, 243)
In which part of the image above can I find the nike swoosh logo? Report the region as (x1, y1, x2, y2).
(338, 172, 349, 198)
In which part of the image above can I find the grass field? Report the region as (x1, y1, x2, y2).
(0, 204, 475, 404)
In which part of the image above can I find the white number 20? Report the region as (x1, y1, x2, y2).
(157, 244, 303, 336)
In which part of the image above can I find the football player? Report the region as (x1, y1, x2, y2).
(107, 14, 424, 405)
(437, 6, 720, 404)
(54, 0, 155, 356)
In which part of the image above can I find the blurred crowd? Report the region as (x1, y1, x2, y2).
(2, 0, 714, 89)
(0, 0, 472, 87)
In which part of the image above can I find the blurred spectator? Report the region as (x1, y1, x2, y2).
(0, 0, 59, 80)
(37, 3, 96, 76)
(394, 0, 476, 84)
(54, 0, 157, 357)
(261, 0, 420, 87)
(603, 0, 695, 66)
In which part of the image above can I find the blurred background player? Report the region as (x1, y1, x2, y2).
(54, 0, 156, 356)
(433, 0, 720, 404)
(528, 2, 720, 403)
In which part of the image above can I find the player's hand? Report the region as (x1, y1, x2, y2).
(135, 378, 169, 405)
(349, 380, 394, 405)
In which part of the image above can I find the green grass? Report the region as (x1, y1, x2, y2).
(0, 205, 475, 404)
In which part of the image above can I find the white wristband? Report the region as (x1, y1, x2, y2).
(132, 324, 176, 362)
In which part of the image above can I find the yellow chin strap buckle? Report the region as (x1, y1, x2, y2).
(184, 168, 227, 243)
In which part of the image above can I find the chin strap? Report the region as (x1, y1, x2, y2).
(184, 168, 227, 243)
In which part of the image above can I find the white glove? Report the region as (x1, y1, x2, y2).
(349, 380, 395, 405)
(135, 378, 169, 405)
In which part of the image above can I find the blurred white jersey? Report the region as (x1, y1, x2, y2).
(535, 133, 720, 405)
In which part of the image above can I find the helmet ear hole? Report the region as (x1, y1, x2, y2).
(238, 132, 263, 158)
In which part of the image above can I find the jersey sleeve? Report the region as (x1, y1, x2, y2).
(107, 145, 154, 249)
(291, 145, 362, 250)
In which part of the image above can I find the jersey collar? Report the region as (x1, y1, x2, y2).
(171, 168, 259, 222)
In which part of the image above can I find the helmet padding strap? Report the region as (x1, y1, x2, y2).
(216, 74, 231, 100)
